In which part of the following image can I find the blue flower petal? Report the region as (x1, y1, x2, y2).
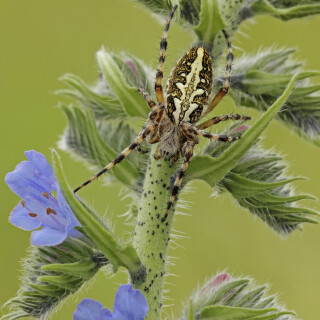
(5, 161, 55, 201)
(73, 298, 112, 320)
(9, 202, 41, 231)
(30, 226, 67, 246)
(25, 150, 55, 181)
(56, 186, 81, 237)
(112, 284, 149, 320)
(6, 150, 82, 246)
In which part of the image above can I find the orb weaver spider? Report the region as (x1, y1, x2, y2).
(74, 5, 250, 222)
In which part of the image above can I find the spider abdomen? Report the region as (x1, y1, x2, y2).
(166, 47, 213, 124)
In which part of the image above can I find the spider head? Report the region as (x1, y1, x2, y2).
(166, 46, 213, 125)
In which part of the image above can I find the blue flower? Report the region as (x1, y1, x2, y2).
(5, 150, 81, 246)
(73, 284, 149, 320)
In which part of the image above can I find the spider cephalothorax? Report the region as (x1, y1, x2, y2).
(74, 5, 250, 221)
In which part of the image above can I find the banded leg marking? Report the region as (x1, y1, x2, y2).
(155, 5, 178, 103)
(161, 141, 195, 222)
(74, 105, 165, 193)
(203, 29, 234, 116)
(197, 114, 251, 130)
(197, 129, 242, 142)
(138, 87, 156, 109)
(74, 127, 151, 193)
(137, 145, 148, 154)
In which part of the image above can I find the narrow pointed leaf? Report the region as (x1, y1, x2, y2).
(187, 74, 298, 185)
(250, 0, 320, 20)
(224, 173, 304, 197)
(97, 49, 148, 118)
(52, 149, 144, 276)
(59, 104, 139, 186)
(230, 48, 320, 146)
(1, 237, 106, 320)
(41, 258, 98, 280)
(200, 305, 278, 319)
(181, 273, 297, 320)
(37, 275, 83, 291)
(194, 0, 225, 43)
(58, 73, 124, 119)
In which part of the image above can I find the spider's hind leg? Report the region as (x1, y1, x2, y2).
(196, 128, 242, 142)
(197, 114, 251, 130)
(161, 141, 195, 222)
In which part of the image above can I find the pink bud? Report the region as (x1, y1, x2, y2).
(201, 273, 231, 296)
(230, 125, 249, 134)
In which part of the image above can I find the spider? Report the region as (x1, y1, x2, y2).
(74, 5, 250, 222)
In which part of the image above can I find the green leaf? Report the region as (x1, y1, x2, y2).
(59, 104, 140, 186)
(188, 74, 319, 233)
(234, 286, 267, 307)
(112, 53, 155, 96)
(223, 173, 304, 197)
(230, 48, 320, 146)
(41, 258, 98, 280)
(200, 305, 276, 319)
(180, 0, 202, 25)
(193, 279, 250, 312)
(250, 0, 320, 21)
(242, 70, 320, 96)
(216, 143, 319, 234)
(97, 49, 148, 118)
(52, 149, 144, 277)
(1, 238, 106, 320)
(200, 305, 293, 320)
(188, 301, 195, 320)
(187, 74, 298, 186)
(36, 275, 83, 291)
(133, 0, 173, 16)
(180, 273, 297, 320)
(58, 73, 124, 119)
(194, 0, 225, 43)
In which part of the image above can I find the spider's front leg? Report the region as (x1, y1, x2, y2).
(161, 140, 196, 222)
(74, 105, 164, 193)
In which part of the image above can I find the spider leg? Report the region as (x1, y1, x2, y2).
(137, 145, 148, 154)
(154, 145, 162, 160)
(161, 141, 195, 222)
(196, 128, 242, 142)
(197, 114, 251, 130)
(155, 5, 178, 104)
(170, 152, 179, 166)
(138, 87, 156, 109)
(202, 29, 234, 117)
(74, 106, 164, 193)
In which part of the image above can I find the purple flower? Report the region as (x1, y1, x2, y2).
(5, 150, 81, 246)
(73, 284, 149, 320)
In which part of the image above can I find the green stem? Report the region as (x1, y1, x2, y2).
(132, 145, 178, 320)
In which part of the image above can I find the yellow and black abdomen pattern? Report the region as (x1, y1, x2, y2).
(166, 47, 212, 124)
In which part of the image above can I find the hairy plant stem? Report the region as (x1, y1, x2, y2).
(132, 144, 178, 320)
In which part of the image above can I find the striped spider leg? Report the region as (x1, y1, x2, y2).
(73, 6, 178, 194)
(73, 104, 164, 193)
(74, 5, 251, 224)
(158, 22, 251, 222)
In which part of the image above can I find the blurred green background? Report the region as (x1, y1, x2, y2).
(1, 0, 319, 319)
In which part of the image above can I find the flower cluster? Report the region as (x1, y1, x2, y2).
(73, 284, 148, 320)
(5, 150, 81, 246)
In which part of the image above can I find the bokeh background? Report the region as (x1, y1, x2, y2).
(1, 0, 319, 319)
